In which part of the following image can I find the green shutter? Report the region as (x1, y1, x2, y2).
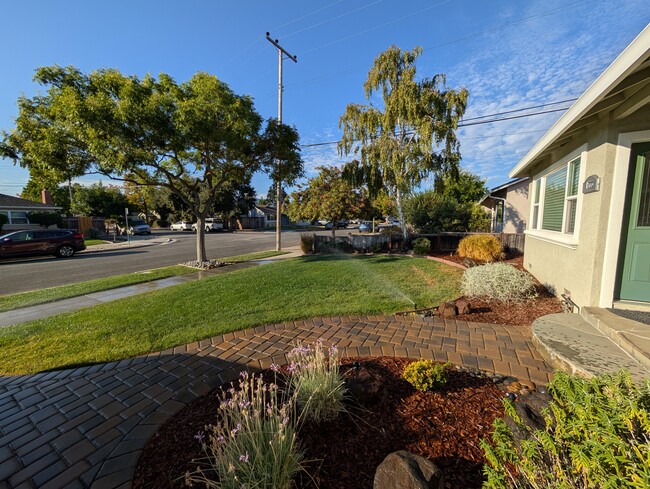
(542, 167, 567, 232)
(568, 158, 580, 196)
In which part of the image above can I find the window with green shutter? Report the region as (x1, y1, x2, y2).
(533, 156, 582, 236)
(542, 166, 567, 232)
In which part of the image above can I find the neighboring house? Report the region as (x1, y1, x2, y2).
(509, 24, 650, 309)
(479, 177, 529, 233)
(250, 204, 294, 227)
(0, 191, 62, 232)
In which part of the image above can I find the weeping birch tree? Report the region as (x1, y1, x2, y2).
(338, 46, 468, 240)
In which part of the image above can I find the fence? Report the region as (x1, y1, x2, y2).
(227, 216, 265, 230)
(61, 217, 106, 236)
(416, 232, 525, 253)
(312, 231, 525, 254)
(314, 233, 404, 253)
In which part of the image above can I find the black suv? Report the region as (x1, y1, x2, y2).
(0, 229, 86, 259)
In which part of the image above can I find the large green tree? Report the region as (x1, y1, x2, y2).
(2, 66, 302, 261)
(338, 46, 468, 240)
(287, 166, 366, 237)
(71, 182, 129, 218)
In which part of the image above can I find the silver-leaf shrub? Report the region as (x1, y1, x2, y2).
(461, 263, 537, 302)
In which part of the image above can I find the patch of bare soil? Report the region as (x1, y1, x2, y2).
(133, 357, 508, 489)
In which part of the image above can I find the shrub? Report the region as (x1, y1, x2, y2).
(481, 370, 650, 489)
(300, 233, 314, 254)
(86, 227, 102, 239)
(402, 360, 449, 392)
(379, 225, 402, 236)
(186, 372, 303, 489)
(412, 237, 431, 255)
(287, 341, 346, 423)
(27, 211, 62, 228)
(461, 263, 536, 302)
(457, 234, 503, 263)
(0, 213, 7, 232)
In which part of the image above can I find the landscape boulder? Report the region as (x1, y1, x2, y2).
(439, 301, 458, 317)
(346, 365, 387, 407)
(373, 450, 443, 489)
(455, 299, 471, 315)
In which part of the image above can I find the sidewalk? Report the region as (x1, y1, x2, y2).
(0, 247, 303, 328)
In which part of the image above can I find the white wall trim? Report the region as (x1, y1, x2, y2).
(599, 130, 650, 307)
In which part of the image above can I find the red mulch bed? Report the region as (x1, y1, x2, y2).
(133, 357, 506, 489)
(428, 252, 564, 326)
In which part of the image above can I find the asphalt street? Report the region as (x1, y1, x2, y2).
(0, 229, 317, 295)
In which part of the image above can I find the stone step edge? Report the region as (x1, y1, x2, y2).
(581, 307, 650, 371)
(530, 323, 595, 379)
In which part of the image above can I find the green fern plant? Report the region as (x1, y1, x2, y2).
(481, 370, 650, 489)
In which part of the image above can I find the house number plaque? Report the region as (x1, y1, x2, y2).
(583, 174, 600, 194)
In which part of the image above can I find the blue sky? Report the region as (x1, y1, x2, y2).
(1, 0, 649, 199)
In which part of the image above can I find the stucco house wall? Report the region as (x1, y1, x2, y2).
(503, 180, 529, 233)
(522, 104, 650, 307)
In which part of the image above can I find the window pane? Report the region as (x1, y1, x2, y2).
(532, 205, 539, 229)
(565, 199, 577, 234)
(568, 158, 581, 196)
(638, 154, 650, 227)
(9, 211, 29, 225)
(533, 180, 540, 204)
(542, 167, 567, 232)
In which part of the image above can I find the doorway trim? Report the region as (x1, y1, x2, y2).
(600, 130, 650, 307)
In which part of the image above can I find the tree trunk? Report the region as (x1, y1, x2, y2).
(195, 216, 207, 262)
(395, 188, 408, 242)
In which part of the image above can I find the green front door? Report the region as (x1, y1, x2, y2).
(618, 142, 650, 302)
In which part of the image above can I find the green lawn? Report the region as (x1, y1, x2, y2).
(84, 239, 110, 246)
(0, 255, 462, 375)
(0, 250, 287, 313)
(0, 266, 196, 313)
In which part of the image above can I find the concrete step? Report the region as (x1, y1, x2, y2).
(581, 307, 650, 371)
(611, 300, 650, 313)
(532, 313, 649, 383)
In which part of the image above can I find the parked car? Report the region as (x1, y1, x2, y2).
(170, 221, 192, 231)
(0, 229, 86, 259)
(358, 221, 373, 233)
(118, 217, 152, 235)
(192, 218, 224, 233)
(324, 220, 349, 230)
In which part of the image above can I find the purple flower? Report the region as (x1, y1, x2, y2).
(194, 431, 204, 442)
(231, 423, 242, 437)
(287, 362, 298, 374)
(239, 451, 250, 463)
(270, 363, 280, 373)
(239, 370, 249, 378)
(217, 435, 225, 444)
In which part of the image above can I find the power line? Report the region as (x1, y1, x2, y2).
(462, 98, 577, 122)
(299, 103, 571, 149)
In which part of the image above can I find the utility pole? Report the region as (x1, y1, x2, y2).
(266, 32, 297, 251)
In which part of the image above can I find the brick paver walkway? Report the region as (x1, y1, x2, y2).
(0, 315, 551, 489)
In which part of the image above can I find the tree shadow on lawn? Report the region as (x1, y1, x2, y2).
(297, 253, 405, 264)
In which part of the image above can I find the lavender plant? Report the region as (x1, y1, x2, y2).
(186, 372, 303, 489)
(287, 340, 347, 423)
